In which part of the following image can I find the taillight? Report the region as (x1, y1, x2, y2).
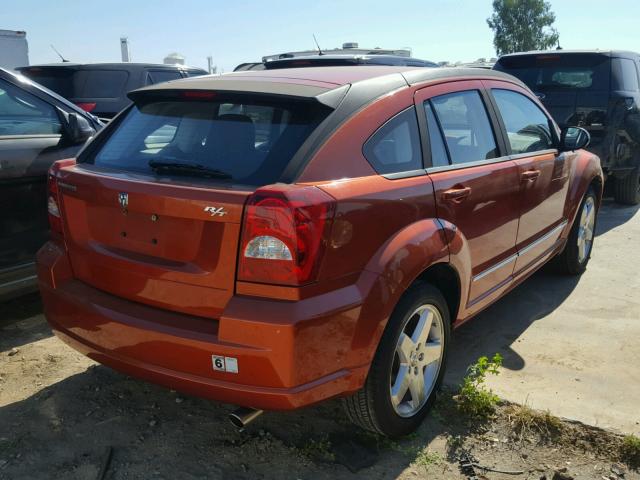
(47, 159, 76, 238)
(75, 102, 96, 112)
(238, 186, 336, 286)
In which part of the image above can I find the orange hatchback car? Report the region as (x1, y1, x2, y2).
(38, 66, 602, 436)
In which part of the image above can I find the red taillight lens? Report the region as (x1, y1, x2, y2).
(238, 186, 336, 286)
(75, 102, 96, 112)
(47, 173, 63, 235)
(47, 159, 76, 238)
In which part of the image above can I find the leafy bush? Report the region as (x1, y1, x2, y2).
(456, 353, 503, 418)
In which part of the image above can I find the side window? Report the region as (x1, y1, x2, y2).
(79, 70, 128, 98)
(147, 70, 183, 85)
(492, 89, 554, 154)
(0, 79, 61, 136)
(363, 108, 422, 175)
(430, 90, 498, 165)
(423, 102, 449, 167)
(613, 58, 640, 92)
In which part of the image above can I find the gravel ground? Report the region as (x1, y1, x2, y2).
(1, 293, 639, 479)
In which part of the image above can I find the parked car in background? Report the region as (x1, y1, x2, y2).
(38, 66, 601, 437)
(0, 68, 102, 300)
(17, 63, 208, 120)
(234, 54, 438, 71)
(494, 50, 640, 204)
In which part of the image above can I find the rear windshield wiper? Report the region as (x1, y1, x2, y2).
(148, 160, 232, 179)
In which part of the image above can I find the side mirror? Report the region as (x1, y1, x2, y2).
(560, 126, 590, 152)
(58, 108, 96, 144)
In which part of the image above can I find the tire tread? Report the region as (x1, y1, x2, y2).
(614, 168, 640, 205)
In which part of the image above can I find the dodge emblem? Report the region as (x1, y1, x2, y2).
(118, 192, 128, 211)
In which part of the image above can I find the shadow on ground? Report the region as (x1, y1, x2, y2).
(595, 198, 640, 237)
(0, 364, 466, 479)
(0, 292, 50, 353)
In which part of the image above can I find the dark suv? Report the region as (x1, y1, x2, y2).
(494, 50, 640, 204)
(17, 63, 208, 120)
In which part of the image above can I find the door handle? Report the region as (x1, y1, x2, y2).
(442, 186, 472, 202)
(522, 169, 541, 181)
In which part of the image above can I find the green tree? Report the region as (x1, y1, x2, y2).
(487, 0, 559, 56)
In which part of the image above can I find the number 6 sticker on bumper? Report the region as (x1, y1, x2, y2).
(212, 355, 239, 373)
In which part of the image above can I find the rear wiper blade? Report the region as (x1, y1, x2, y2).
(148, 160, 232, 179)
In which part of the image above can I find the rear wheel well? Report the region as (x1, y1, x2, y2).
(415, 263, 461, 323)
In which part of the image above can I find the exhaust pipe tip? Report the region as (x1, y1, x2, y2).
(229, 407, 263, 429)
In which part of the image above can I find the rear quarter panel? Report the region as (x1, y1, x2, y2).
(297, 88, 457, 370)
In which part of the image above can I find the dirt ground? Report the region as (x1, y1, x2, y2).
(1, 293, 638, 480)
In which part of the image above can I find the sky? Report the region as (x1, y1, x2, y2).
(3, 0, 640, 72)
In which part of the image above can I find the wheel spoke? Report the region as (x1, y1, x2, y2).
(408, 370, 426, 409)
(396, 333, 415, 364)
(578, 236, 586, 261)
(391, 365, 410, 407)
(585, 224, 594, 241)
(411, 308, 434, 345)
(422, 341, 441, 366)
(423, 362, 439, 394)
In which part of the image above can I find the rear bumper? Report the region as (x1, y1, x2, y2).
(37, 242, 370, 410)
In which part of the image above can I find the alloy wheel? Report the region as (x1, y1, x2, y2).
(389, 304, 445, 418)
(577, 196, 596, 263)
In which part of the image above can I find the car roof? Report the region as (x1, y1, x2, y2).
(17, 63, 206, 71)
(132, 66, 524, 102)
(499, 49, 640, 59)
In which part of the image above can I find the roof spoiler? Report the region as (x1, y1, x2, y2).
(128, 83, 350, 109)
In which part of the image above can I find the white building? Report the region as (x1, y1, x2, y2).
(0, 30, 29, 70)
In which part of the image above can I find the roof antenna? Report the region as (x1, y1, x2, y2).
(50, 44, 69, 62)
(313, 34, 324, 56)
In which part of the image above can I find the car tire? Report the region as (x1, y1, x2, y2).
(553, 188, 598, 275)
(613, 167, 640, 205)
(342, 282, 450, 437)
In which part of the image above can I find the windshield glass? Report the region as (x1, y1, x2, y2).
(495, 54, 611, 92)
(86, 95, 330, 185)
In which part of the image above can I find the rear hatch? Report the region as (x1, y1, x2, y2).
(57, 89, 333, 318)
(494, 53, 611, 151)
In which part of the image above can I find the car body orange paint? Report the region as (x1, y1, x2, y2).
(38, 66, 602, 411)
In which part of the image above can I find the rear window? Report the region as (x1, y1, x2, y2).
(20, 68, 128, 99)
(20, 68, 76, 97)
(495, 54, 611, 92)
(84, 95, 331, 186)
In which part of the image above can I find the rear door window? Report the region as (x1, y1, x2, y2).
(423, 102, 449, 167)
(429, 90, 498, 165)
(0, 79, 61, 136)
(612, 58, 640, 91)
(492, 89, 554, 154)
(362, 108, 423, 174)
(78, 70, 128, 98)
(86, 95, 331, 186)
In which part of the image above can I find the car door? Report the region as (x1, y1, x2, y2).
(414, 81, 520, 312)
(485, 81, 570, 275)
(0, 77, 67, 271)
